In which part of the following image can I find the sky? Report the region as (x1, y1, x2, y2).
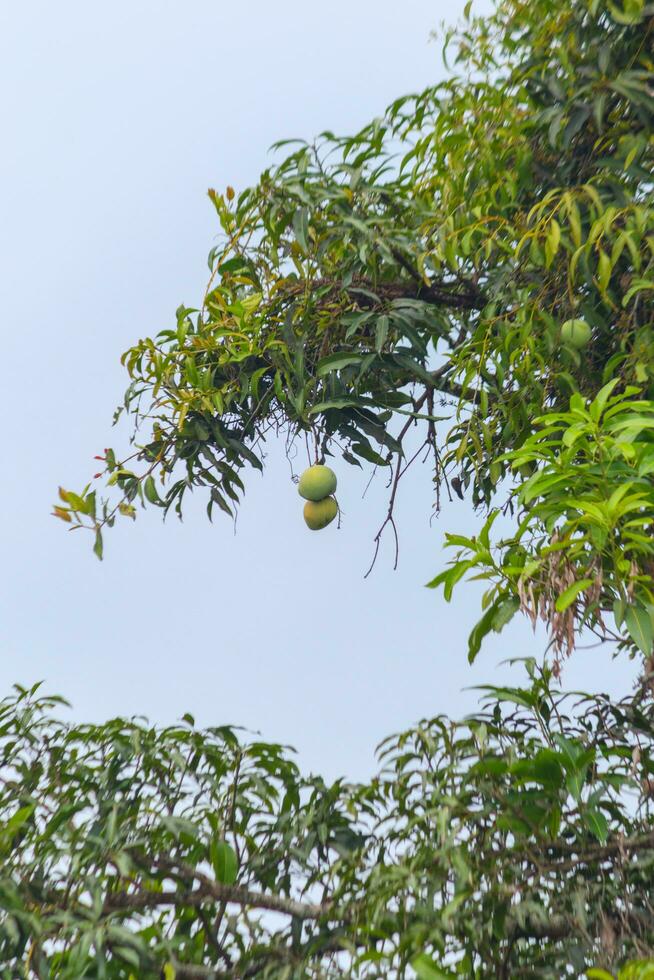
(0, 0, 636, 783)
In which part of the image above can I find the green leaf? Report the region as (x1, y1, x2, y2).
(622, 278, 654, 306)
(210, 489, 233, 518)
(625, 604, 653, 655)
(112, 946, 141, 968)
(597, 249, 611, 292)
(292, 207, 310, 252)
(467, 593, 517, 663)
(391, 352, 435, 387)
(553, 735, 592, 800)
(619, 962, 654, 980)
(350, 441, 389, 466)
(375, 315, 390, 353)
(211, 839, 238, 885)
(316, 352, 366, 375)
(144, 475, 161, 505)
(43, 802, 85, 837)
(589, 378, 620, 421)
(545, 218, 560, 265)
(554, 579, 594, 613)
(613, 597, 626, 628)
(607, 0, 646, 24)
(411, 953, 456, 980)
(583, 806, 609, 843)
(468, 605, 496, 664)
(491, 596, 520, 631)
(309, 396, 377, 414)
(1, 805, 35, 839)
(93, 529, 104, 561)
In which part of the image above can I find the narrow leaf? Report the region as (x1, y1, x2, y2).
(625, 604, 653, 655)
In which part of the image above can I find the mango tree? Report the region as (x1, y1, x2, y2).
(43, 0, 654, 974)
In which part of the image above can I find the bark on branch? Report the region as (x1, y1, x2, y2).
(105, 881, 325, 920)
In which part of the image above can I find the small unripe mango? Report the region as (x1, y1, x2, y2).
(303, 496, 338, 530)
(560, 318, 591, 349)
(298, 464, 337, 502)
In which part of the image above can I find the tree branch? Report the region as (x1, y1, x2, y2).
(105, 880, 326, 921)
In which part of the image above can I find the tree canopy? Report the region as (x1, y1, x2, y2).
(42, 0, 654, 975)
(2, 668, 654, 978)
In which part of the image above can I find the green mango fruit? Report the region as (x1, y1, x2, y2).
(298, 464, 337, 501)
(303, 496, 338, 530)
(560, 318, 591, 349)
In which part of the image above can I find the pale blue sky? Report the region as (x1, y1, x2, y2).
(0, 0, 634, 781)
